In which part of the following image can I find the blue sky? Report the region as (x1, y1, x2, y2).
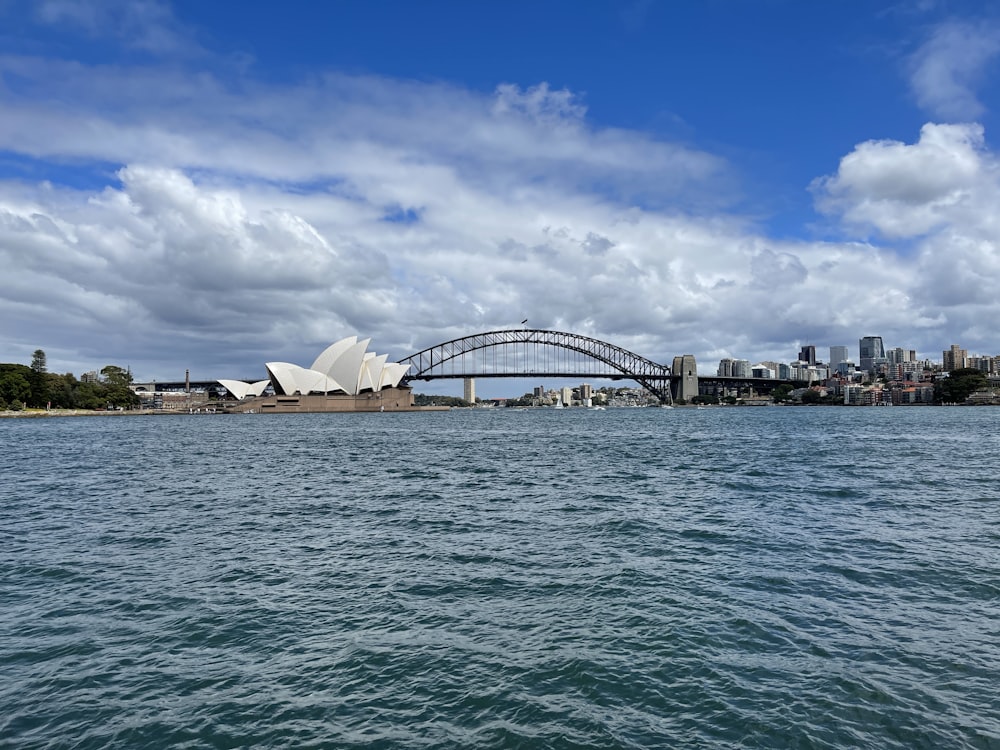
(2, 1, 1000, 396)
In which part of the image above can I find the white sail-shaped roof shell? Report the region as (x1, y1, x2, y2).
(310, 336, 358, 376)
(248, 379, 271, 396)
(327, 339, 370, 395)
(358, 354, 388, 393)
(378, 362, 410, 389)
(219, 379, 253, 400)
(265, 362, 344, 395)
(218, 379, 272, 399)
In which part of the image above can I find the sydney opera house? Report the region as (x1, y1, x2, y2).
(217, 336, 422, 413)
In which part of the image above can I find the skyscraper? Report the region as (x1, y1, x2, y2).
(798, 345, 816, 365)
(829, 346, 849, 369)
(859, 336, 885, 373)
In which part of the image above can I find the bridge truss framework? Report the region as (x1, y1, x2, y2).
(398, 329, 675, 403)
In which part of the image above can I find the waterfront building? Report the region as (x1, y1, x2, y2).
(893, 385, 935, 404)
(216, 335, 415, 413)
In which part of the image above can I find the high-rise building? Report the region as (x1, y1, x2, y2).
(887, 347, 914, 366)
(942, 344, 968, 372)
(859, 336, 885, 373)
(798, 345, 816, 365)
(717, 358, 735, 377)
(829, 346, 849, 370)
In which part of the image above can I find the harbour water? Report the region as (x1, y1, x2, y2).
(2, 406, 998, 749)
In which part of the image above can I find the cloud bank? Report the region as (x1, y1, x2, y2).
(2, 15, 1000, 389)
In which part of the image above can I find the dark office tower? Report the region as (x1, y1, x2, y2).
(798, 345, 816, 365)
(859, 336, 885, 373)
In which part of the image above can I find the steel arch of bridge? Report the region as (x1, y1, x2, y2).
(398, 329, 673, 403)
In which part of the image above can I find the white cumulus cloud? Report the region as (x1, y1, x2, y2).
(907, 21, 1000, 120)
(813, 122, 996, 239)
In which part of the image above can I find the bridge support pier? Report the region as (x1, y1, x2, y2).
(671, 355, 699, 402)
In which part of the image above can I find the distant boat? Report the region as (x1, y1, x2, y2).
(589, 405, 606, 411)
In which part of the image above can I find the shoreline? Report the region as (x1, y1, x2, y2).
(0, 409, 177, 418)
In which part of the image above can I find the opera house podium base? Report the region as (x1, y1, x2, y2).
(221, 387, 445, 414)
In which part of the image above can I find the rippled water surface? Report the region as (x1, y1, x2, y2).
(2, 407, 999, 748)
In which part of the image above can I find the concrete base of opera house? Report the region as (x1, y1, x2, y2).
(220, 387, 447, 414)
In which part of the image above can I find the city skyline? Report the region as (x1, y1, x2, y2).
(4, 2, 1000, 398)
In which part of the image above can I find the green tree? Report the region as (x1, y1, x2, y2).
(100, 365, 139, 409)
(30, 349, 47, 373)
(801, 389, 823, 404)
(74, 380, 107, 410)
(28, 349, 49, 407)
(413, 393, 470, 407)
(0, 365, 32, 406)
(936, 368, 989, 404)
(46, 372, 77, 409)
(772, 384, 793, 403)
(100, 365, 132, 387)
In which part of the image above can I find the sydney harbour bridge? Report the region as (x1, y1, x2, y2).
(395, 328, 793, 404)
